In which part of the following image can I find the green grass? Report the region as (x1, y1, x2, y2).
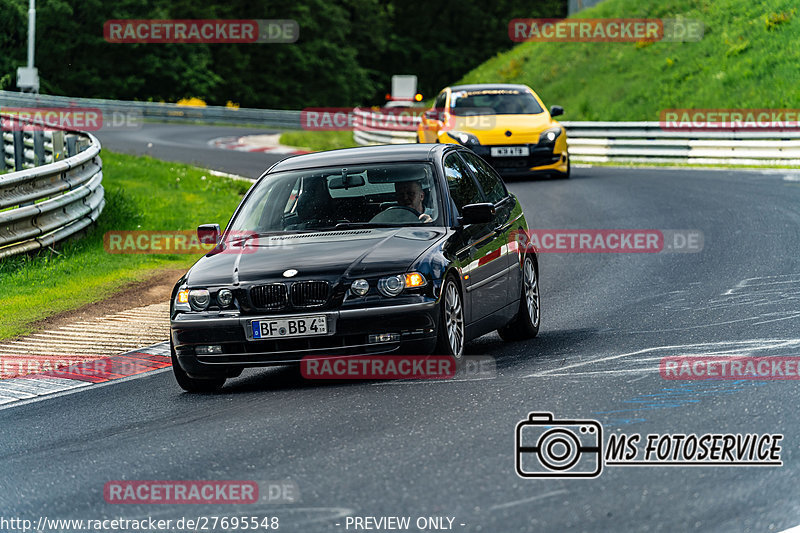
(279, 130, 360, 151)
(459, 0, 800, 120)
(0, 151, 251, 340)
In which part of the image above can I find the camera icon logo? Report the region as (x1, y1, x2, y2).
(515, 412, 603, 478)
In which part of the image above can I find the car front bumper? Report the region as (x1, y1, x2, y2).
(470, 146, 569, 176)
(171, 299, 439, 377)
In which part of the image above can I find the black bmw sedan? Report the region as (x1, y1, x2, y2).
(170, 144, 540, 391)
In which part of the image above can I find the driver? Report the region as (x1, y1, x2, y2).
(395, 180, 433, 223)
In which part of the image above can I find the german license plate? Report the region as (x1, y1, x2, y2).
(251, 315, 327, 339)
(491, 146, 529, 157)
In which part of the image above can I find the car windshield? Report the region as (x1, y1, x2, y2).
(227, 162, 442, 233)
(450, 89, 544, 115)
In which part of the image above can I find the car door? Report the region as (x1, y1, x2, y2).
(460, 151, 520, 307)
(443, 151, 508, 323)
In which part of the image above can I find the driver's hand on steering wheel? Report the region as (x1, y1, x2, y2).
(418, 213, 433, 223)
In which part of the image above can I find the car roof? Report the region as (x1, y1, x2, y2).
(268, 144, 446, 173)
(447, 83, 532, 92)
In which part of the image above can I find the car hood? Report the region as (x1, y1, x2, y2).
(185, 228, 446, 287)
(455, 113, 555, 144)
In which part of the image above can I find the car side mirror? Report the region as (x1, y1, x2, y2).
(550, 105, 564, 117)
(460, 203, 496, 225)
(197, 224, 220, 245)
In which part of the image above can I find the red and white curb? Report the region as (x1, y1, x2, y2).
(0, 341, 170, 408)
(210, 135, 309, 155)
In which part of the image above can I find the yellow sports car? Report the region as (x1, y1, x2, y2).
(417, 83, 569, 178)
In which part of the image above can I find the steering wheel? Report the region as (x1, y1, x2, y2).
(369, 205, 422, 224)
(386, 205, 421, 216)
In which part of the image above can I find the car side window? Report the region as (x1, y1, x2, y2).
(433, 92, 447, 110)
(444, 153, 482, 215)
(461, 152, 507, 204)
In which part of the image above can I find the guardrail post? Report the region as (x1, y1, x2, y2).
(51, 131, 65, 161)
(76, 137, 89, 154)
(66, 134, 77, 158)
(12, 130, 24, 171)
(33, 130, 45, 166)
(2, 132, 12, 171)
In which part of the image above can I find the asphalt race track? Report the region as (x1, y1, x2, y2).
(2, 124, 799, 532)
(95, 122, 290, 178)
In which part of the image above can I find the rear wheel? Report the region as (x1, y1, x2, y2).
(498, 255, 540, 341)
(434, 276, 465, 358)
(171, 341, 226, 392)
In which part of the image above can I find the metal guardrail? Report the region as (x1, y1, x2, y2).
(2, 129, 76, 171)
(0, 90, 302, 129)
(0, 113, 104, 259)
(562, 121, 800, 165)
(352, 111, 800, 166)
(4, 92, 798, 166)
(352, 108, 417, 145)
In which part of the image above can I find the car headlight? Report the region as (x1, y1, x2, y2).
(175, 288, 191, 311)
(404, 272, 427, 288)
(446, 131, 480, 146)
(188, 289, 210, 311)
(351, 279, 370, 296)
(377, 272, 427, 297)
(537, 127, 563, 146)
(217, 288, 233, 307)
(378, 275, 405, 297)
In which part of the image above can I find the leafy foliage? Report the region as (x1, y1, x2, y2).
(459, 0, 800, 120)
(0, 0, 565, 106)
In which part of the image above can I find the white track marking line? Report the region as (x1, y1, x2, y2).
(207, 168, 253, 182)
(0, 386, 38, 398)
(371, 376, 496, 386)
(624, 315, 776, 334)
(752, 313, 800, 326)
(525, 338, 800, 377)
(530, 368, 663, 378)
(489, 490, 569, 511)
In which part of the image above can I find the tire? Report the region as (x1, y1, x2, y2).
(561, 156, 571, 179)
(434, 276, 465, 358)
(498, 255, 540, 341)
(171, 341, 226, 393)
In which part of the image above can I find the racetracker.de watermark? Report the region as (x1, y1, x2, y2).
(509, 18, 704, 42)
(661, 109, 800, 131)
(103, 230, 258, 255)
(661, 357, 800, 380)
(300, 107, 495, 132)
(0, 108, 142, 131)
(511, 229, 703, 253)
(104, 19, 298, 43)
(301, 355, 495, 380)
(0, 356, 154, 380)
(104, 480, 299, 504)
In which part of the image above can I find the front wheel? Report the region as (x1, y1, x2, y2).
(498, 255, 540, 341)
(434, 276, 465, 358)
(171, 341, 226, 392)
